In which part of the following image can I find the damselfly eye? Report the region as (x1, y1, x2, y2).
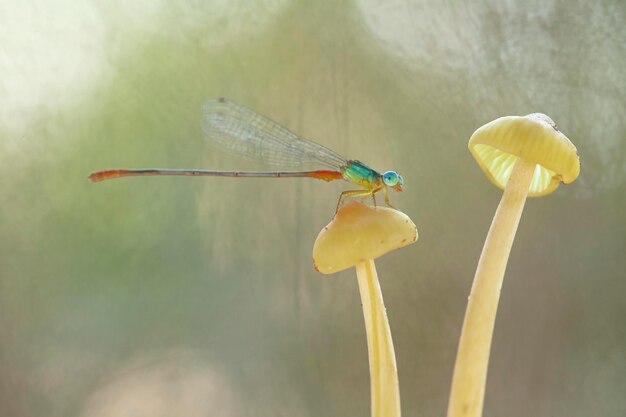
(382, 171, 399, 186)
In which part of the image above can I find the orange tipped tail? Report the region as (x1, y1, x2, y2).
(89, 169, 130, 182)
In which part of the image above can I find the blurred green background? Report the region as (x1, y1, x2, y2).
(1, 1, 625, 416)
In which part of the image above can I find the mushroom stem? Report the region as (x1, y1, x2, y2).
(447, 157, 536, 417)
(356, 259, 401, 417)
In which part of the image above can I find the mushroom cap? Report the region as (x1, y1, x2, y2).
(313, 201, 417, 274)
(468, 114, 580, 196)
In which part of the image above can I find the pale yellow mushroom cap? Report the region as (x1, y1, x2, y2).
(468, 113, 580, 196)
(313, 202, 417, 274)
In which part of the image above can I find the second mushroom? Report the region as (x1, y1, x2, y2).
(447, 114, 580, 417)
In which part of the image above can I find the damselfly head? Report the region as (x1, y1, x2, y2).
(383, 171, 403, 191)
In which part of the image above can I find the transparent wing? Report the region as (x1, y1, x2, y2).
(201, 98, 348, 170)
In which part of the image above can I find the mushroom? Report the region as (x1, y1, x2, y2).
(313, 201, 417, 417)
(447, 114, 580, 417)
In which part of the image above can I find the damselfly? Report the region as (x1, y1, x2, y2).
(89, 98, 403, 210)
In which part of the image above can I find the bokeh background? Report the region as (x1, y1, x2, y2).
(1, 1, 625, 416)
